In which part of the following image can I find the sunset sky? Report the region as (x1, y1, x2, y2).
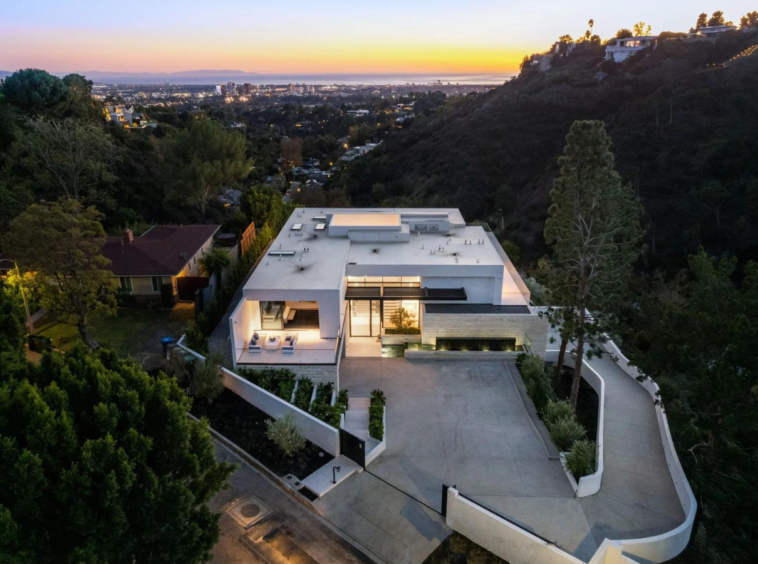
(1, 1, 754, 75)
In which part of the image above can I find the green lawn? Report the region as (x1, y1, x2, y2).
(37, 303, 195, 367)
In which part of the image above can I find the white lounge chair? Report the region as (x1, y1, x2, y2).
(282, 334, 298, 354)
(248, 332, 266, 352)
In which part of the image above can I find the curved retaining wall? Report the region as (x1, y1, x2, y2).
(444, 333, 695, 563)
(600, 339, 697, 563)
(545, 351, 605, 498)
(177, 336, 340, 456)
(574, 360, 605, 497)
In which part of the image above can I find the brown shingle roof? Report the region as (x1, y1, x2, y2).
(102, 225, 220, 276)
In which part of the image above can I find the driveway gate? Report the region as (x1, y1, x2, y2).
(339, 428, 365, 468)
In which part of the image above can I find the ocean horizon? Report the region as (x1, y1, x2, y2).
(77, 71, 515, 86)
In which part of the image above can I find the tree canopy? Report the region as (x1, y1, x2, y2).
(0, 344, 236, 563)
(14, 118, 120, 203)
(0, 69, 69, 116)
(544, 120, 643, 405)
(165, 119, 253, 218)
(629, 249, 758, 562)
(5, 199, 116, 349)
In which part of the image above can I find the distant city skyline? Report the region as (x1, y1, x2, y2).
(2, 1, 754, 74)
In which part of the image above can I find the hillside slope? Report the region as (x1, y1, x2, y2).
(338, 34, 758, 269)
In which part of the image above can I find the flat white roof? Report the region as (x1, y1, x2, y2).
(243, 208, 517, 294)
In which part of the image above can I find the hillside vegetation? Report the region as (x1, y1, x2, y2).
(337, 32, 758, 271)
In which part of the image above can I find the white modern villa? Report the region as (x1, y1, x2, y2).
(229, 208, 547, 381)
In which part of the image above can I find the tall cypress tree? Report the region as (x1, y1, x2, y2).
(544, 121, 643, 406)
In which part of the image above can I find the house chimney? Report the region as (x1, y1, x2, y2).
(123, 229, 134, 244)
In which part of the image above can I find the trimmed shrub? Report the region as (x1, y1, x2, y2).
(542, 400, 576, 426)
(525, 369, 555, 413)
(519, 354, 545, 382)
(566, 439, 597, 478)
(293, 377, 314, 411)
(369, 389, 386, 440)
(515, 352, 529, 370)
(335, 389, 349, 411)
(314, 382, 334, 404)
(370, 389, 386, 407)
(369, 407, 384, 440)
(548, 417, 587, 451)
(309, 401, 341, 427)
(518, 353, 555, 413)
(265, 413, 306, 457)
(240, 368, 296, 402)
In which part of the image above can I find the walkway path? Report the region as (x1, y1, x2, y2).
(577, 353, 684, 546)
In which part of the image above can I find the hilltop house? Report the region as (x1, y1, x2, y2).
(687, 24, 738, 40)
(103, 105, 156, 129)
(605, 35, 658, 62)
(228, 208, 547, 383)
(102, 225, 219, 301)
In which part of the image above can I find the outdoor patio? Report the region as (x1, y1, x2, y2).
(236, 330, 339, 365)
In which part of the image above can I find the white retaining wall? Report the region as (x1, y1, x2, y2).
(444, 335, 694, 564)
(176, 336, 340, 456)
(575, 360, 605, 497)
(445, 488, 585, 564)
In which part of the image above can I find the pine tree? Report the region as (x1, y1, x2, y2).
(544, 121, 643, 406)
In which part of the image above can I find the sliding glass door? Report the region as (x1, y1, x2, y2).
(350, 300, 381, 337)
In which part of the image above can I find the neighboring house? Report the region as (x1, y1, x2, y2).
(101, 225, 220, 300)
(103, 105, 157, 129)
(689, 24, 737, 39)
(228, 208, 547, 380)
(219, 188, 242, 207)
(346, 109, 370, 117)
(531, 53, 553, 71)
(605, 35, 658, 62)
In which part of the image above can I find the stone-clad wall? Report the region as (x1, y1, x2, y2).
(421, 309, 548, 356)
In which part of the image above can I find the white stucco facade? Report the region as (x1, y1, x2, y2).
(229, 208, 547, 373)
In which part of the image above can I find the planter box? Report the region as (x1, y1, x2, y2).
(381, 334, 422, 346)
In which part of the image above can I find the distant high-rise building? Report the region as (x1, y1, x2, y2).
(288, 83, 294, 94)
(227, 82, 235, 95)
(244, 83, 252, 94)
(215, 85, 224, 95)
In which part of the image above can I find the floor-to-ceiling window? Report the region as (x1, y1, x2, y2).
(260, 301, 285, 330)
(350, 299, 381, 337)
(383, 299, 420, 329)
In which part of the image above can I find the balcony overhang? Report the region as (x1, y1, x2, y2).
(345, 287, 467, 301)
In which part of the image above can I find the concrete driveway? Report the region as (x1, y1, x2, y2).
(339, 358, 599, 561)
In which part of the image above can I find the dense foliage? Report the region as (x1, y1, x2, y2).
(627, 248, 758, 562)
(0, 344, 235, 564)
(336, 31, 758, 272)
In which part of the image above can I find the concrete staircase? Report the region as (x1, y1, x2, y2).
(344, 398, 380, 452)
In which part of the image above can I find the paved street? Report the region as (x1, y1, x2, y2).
(209, 440, 377, 564)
